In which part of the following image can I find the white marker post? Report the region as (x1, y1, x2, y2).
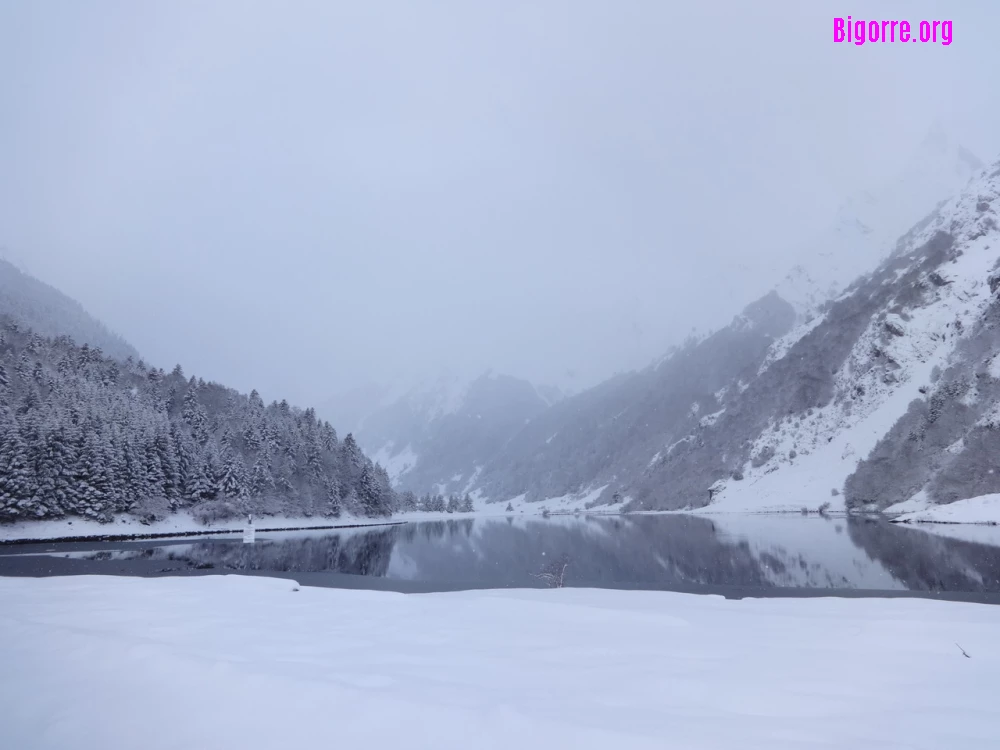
(243, 513, 255, 544)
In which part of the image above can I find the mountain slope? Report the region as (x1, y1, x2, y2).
(652, 157, 1000, 512)
(0, 257, 139, 362)
(471, 292, 795, 504)
(461, 139, 994, 515)
(844, 170, 1000, 511)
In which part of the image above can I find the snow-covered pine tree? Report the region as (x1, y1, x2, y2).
(357, 462, 392, 517)
(30, 420, 76, 517)
(249, 456, 274, 497)
(74, 428, 111, 520)
(155, 427, 181, 506)
(320, 421, 338, 451)
(144, 437, 167, 500)
(324, 475, 342, 518)
(218, 447, 248, 501)
(184, 450, 213, 503)
(0, 409, 33, 520)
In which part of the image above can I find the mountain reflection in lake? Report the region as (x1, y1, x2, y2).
(3, 514, 1000, 598)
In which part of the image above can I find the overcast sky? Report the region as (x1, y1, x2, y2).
(2, 0, 999, 409)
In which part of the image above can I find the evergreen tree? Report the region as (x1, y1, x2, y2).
(31, 423, 75, 516)
(357, 462, 390, 517)
(155, 427, 181, 506)
(0, 409, 33, 519)
(219, 448, 248, 500)
(74, 430, 111, 519)
(324, 475, 342, 518)
(119, 435, 144, 510)
(144, 438, 167, 499)
(249, 456, 274, 496)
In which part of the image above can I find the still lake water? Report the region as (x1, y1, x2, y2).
(3, 514, 1000, 601)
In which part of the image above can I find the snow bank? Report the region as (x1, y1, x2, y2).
(895, 493, 1000, 526)
(1, 575, 997, 750)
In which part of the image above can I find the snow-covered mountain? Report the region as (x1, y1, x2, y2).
(0, 256, 139, 362)
(458, 149, 1000, 517)
(326, 127, 987, 512)
(775, 126, 982, 319)
(659, 158, 1000, 513)
(322, 369, 563, 496)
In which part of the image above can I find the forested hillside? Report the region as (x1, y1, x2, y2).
(0, 318, 395, 524)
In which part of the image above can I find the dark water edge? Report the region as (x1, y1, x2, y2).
(3, 514, 1000, 604)
(0, 520, 405, 545)
(2, 555, 999, 604)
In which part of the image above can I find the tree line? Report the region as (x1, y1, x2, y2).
(395, 490, 475, 514)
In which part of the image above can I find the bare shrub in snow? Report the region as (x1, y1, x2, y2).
(534, 553, 570, 588)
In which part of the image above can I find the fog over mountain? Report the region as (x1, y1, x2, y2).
(345, 132, 986, 499)
(3, 1, 1000, 409)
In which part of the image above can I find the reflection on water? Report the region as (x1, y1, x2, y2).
(6, 514, 1000, 596)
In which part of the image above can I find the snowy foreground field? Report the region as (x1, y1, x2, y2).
(2, 576, 998, 749)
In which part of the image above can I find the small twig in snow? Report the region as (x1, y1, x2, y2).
(955, 643, 971, 659)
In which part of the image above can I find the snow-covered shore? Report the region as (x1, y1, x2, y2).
(5, 486, 1000, 544)
(0, 491, 603, 543)
(0, 512, 400, 543)
(1, 575, 997, 749)
(891, 493, 1000, 526)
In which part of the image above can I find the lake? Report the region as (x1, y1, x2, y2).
(3, 513, 1000, 603)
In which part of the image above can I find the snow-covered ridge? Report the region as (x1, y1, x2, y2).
(707, 158, 1000, 515)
